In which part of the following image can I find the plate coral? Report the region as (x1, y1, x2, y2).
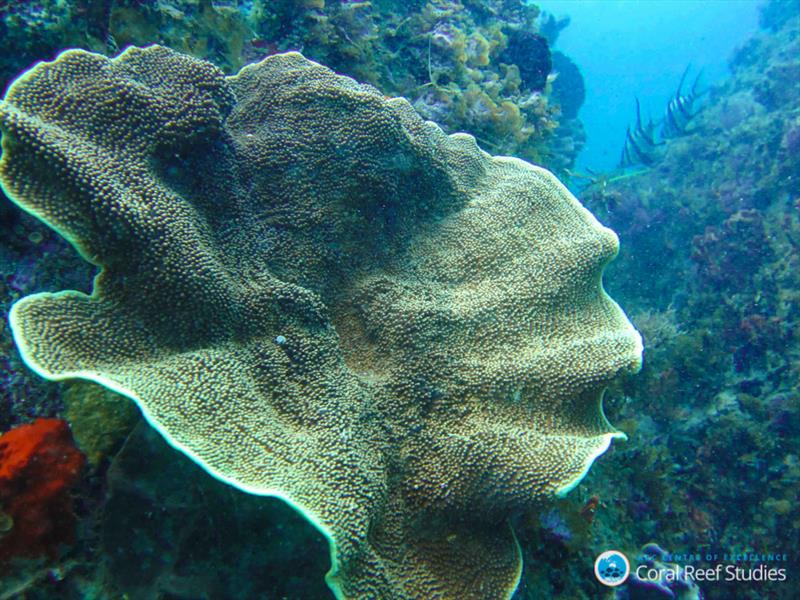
(0, 46, 641, 598)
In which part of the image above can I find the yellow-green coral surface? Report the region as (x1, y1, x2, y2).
(0, 46, 642, 599)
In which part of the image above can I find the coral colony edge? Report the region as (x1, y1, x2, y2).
(0, 46, 641, 598)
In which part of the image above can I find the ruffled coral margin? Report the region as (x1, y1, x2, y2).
(491, 159, 641, 502)
(0, 49, 345, 593)
(555, 430, 629, 498)
(507, 529, 524, 599)
(9, 296, 526, 599)
(7, 293, 350, 595)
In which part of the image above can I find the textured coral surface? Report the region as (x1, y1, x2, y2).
(0, 46, 640, 598)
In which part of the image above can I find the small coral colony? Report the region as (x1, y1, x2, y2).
(0, 1, 797, 600)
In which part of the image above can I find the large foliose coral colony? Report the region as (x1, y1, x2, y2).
(0, 2, 625, 599)
(0, 39, 641, 598)
(0, 0, 796, 599)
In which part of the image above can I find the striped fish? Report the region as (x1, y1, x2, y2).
(661, 66, 704, 138)
(619, 98, 661, 168)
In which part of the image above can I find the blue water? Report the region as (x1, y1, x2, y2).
(538, 0, 761, 172)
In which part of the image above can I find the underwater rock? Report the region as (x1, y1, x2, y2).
(539, 12, 571, 46)
(99, 421, 331, 599)
(579, 11, 800, 600)
(500, 30, 552, 92)
(691, 209, 772, 290)
(0, 418, 85, 563)
(550, 51, 585, 120)
(759, 0, 800, 32)
(617, 543, 704, 600)
(63, 380, 140, 467)
(0, 46, 641, 599)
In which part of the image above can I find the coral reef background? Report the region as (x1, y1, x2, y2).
(565, 3, 798, 598)
(0, 0, 584, 176)
(0, 0, 797, 598)
(538, 0, 761, 171)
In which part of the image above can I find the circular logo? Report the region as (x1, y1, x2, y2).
(594, 550, 630, 586)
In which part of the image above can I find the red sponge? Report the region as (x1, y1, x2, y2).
(0, 418, 85, 563)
